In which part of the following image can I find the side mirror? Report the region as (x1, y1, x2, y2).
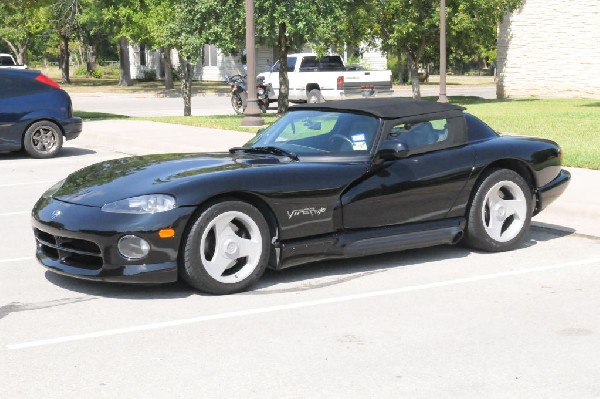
(375, 140, 409, 162)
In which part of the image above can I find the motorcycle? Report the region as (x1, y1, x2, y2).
(227, 74, 269, 115)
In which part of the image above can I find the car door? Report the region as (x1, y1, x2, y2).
(341, 115, 476, 229)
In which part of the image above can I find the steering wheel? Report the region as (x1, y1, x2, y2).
(329, 133, 354, 150)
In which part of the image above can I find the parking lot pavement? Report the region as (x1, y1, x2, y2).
(1, 123, 600, 398)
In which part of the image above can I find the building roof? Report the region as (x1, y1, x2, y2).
(291, 98, 465, 119)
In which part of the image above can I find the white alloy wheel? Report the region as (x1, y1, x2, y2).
(463, 168, 532, 252)
(181, 200, 270, 294)
(200, 210, 263, 283)
(481, 180, 527, 242)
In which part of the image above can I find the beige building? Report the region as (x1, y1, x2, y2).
(496, 0, 600, 99)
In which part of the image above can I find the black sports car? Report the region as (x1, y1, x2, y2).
(32, 98, 570, 294)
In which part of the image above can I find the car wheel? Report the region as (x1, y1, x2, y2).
(23, 121, 63, 159)
(463, 169, 532, 252)
(307, 89, 323, 103)
(181, 201, 270, 294)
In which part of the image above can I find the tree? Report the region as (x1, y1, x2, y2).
(49, 0, 81, 84)
(145, 0, 178, 90)
(255, 0, 350, 113)
(0, 0, 50, 65)
(165, 0, 243, 116)
(377, 0, 523, 99)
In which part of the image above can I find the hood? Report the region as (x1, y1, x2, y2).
(52, 153, 278, 207)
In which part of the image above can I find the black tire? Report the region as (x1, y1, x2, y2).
(23, 121, 63, 159)
(259, 99, 268, 113)
(463, 168, 533, 252)
(181, 201, 270, 294)
(231, 93, 244, 114)
(307, 89, 323, 103)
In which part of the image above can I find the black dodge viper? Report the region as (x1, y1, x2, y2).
(32, 98, 570, 294)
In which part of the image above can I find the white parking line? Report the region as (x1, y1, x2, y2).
(0, 180, 55, 188)
(7, 256, 600, 350)
(0, 257, 34, 264)
(0, 211, 29, 217)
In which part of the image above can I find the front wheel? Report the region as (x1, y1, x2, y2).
(181, 201, 270, 294)
(463, 169, 532, 252)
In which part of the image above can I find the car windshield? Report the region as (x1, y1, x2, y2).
(243, 110, 380, 157)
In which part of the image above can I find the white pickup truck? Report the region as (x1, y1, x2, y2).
(0, 53, 27, 69)
(257, 53, 393, 103)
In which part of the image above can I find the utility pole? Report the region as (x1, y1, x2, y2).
(438, 0, 449, 103)
(241, 0, 264, 126)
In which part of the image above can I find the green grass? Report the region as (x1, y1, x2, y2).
(448, 98, 600, 169)
(74, 111, 130, 121)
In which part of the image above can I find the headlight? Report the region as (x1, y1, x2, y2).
(257, 87, 265, 95)
(42, 179, 66, 198)
(101, 194, 176, 214)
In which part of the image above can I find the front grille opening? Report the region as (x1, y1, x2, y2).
(57, 237, 101, 255)
(60, 252, 103, 269)
(35, 228, 103, 269)
(36, 230, 56, 245)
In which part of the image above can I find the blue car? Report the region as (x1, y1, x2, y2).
(0, 69, 82, 158)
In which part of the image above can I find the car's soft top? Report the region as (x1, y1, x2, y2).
(291, 97, 465, 119)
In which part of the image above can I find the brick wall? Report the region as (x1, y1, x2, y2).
(497, 0, 600, 99)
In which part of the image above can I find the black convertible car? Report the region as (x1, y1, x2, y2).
(32, 98, 570, 294)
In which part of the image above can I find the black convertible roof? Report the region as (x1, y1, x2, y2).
(291, 97, 465, 119)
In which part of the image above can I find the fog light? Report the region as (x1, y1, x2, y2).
(118, 235, 150, 260)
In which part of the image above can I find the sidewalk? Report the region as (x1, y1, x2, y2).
(532, 167, 600, 238)
(72, 120, 600, 238)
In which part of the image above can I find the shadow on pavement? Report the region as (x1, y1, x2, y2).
(0, 147, 97, 160)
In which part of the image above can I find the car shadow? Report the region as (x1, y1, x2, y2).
(44, 226, 574, 299)
(0, 147, 96, 160)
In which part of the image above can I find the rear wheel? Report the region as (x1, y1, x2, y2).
(23, 121, 63, 158)
(181, 201, 270, 294)
(463, 169, 532, 252)
(307, 89, 323, 103)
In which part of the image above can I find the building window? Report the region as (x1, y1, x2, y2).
(203, 44, 218, 67)
(139, 44, 146, 66)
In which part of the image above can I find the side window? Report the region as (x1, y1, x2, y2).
(388, 118, 449, 151)
(271, 57, 296, 72)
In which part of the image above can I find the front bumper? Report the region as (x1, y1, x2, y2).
(32, 197, 195, 284)
(535, 169, 571, 215)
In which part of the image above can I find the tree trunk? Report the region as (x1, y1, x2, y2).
(178, 53, 193, 116)
(118, 37, 133, 86)
(86, 45, 97, 77)
(407, 52, 421, 99)
(277, 22, 290, 114)
(17, 42, 27, 66)
(163, 47, 174, 90)
(59, 34, 71, 84)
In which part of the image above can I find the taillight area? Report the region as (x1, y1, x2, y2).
(337, 76, 344, 90)
(35, 73, 60, 89)
(558, 147, 563, 163)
